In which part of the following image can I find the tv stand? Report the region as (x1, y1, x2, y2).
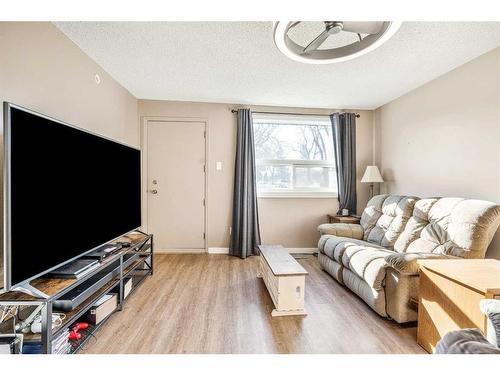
(0, 231, 153, 354)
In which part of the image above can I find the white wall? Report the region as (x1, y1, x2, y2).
(374, 47, 500, 259)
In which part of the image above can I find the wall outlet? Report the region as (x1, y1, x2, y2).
(216, 161, 223, 171)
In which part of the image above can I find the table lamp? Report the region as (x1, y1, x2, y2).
(361, 166, 384, 198)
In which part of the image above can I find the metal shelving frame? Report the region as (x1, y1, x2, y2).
(0, 233, 153, 354)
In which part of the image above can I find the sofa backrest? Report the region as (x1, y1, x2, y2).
(396, 197, 500, 258)
(393, 198, 438, 253)
(360, 194, 418, 250)
(361, 195, 500, 258)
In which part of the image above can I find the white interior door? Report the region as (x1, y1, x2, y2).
(146, 121, 206, 251)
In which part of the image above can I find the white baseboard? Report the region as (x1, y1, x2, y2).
(207, 247, 317, 255)
(208, 247, 229, 254)
(155, 249, 206, 254)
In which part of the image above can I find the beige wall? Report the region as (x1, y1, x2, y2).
(0, 22, 375, 257)
(0, 23, 139, 147)
(374, 47, 500, 259)
(0, 22, 139, 290)
(139, 100, 374, 249)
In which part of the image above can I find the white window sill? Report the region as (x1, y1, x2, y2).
(257, 191, 338, 199)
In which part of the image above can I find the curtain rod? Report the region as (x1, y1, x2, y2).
(230, 109, 360, 118)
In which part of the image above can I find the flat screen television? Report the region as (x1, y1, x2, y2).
(3, 103, 141, 291)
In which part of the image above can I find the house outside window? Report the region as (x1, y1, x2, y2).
(252, 113, 337, 198)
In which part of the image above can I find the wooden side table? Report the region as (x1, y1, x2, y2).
(417, 259, 500, 353)
(327, 214, 360, 224)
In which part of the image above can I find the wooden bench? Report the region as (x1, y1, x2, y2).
(258, 245, 308, 317)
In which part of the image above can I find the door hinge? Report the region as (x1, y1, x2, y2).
(203, 164, 206, 173)
(203, 131, 206, 139)
(203, 232, 206, 239)
(203, 198, 206, 206)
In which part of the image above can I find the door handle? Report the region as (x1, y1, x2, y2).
(151, 189, 158, 194)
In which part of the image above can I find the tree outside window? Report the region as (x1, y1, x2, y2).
(253, 114, 337, 198)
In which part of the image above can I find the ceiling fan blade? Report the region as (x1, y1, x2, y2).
(303, 29, 330, 53)
(342, 22, 384, 35)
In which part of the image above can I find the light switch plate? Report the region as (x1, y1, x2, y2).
(216, 161, 223, 171)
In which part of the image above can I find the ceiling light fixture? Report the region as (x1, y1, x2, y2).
(273, 21, 402, 64)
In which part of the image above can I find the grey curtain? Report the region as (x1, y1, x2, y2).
(229, 109, 261, 259)
(330, 113, 357, 214)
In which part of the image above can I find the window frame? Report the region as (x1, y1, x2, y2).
(252, 114, 338, 199)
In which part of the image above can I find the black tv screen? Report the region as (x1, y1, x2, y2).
(5, 103, 141, 289)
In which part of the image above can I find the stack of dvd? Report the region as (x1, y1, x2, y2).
(51, 330, 71, 354)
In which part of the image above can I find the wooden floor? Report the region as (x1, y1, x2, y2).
(80, 254, 425, 354)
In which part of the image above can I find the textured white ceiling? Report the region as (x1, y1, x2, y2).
(55, 22, 500, 109)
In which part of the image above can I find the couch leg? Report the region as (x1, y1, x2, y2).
(409, 297, 419, 312)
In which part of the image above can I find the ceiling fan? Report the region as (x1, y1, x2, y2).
(274, 21, 401, 64)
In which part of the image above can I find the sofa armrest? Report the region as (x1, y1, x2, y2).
(481, 299, 500, 315)
(480, 299, 500, 347)
(385, 253, 457, 276)
(317, 223, 364, 239)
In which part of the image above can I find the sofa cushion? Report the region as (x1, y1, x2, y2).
(318, 252, 344, 285)
(361, 195, 417, 250)
(341, 244, 394, 290)
(394, 198, 439, 252)
(320, 236, 383, 262)
(342, 268, 387, 317)
(319, 236, 393, 290)
(360, 194, 388, 239)
(317, 223, 364, 239)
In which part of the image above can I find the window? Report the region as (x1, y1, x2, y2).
(252, 114, 337, 198)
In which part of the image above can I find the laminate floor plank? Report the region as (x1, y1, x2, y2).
(80, 254, 424, 354)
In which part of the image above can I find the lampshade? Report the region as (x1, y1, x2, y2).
(361, 166, 384, 183)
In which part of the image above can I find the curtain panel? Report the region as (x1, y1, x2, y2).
(330, 112, 357, 215)
(229, 109, 261, 259)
